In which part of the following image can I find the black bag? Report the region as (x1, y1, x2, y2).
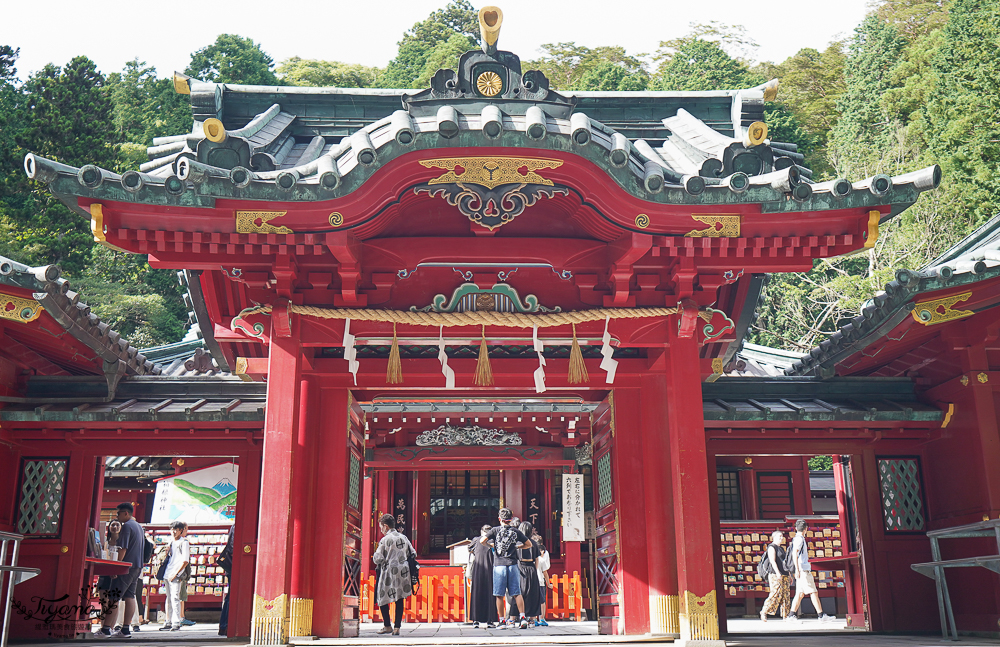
(142, 534, 155, 565)
(783, 540, 799, 574)
(757, 550, 772, 579)
(758, 544, 789, 579)
(155, 558, 169, 580)
(407, 552, 420, 586)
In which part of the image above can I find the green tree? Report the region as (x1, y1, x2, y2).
(873, 0, 950, 41)
(276, 57, 381, 87)
(525, 43, 648, 91)
(922, 0, 1000, 227)
(185, 34, 280, 85)
(108, 59, 191, 169)
(576, 60, 649, 91)
(414, 34, 476, 88)
(652, 39, 761, 91)
(379, 0, 479, 88)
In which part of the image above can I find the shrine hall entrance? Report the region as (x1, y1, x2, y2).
(428, 470, 501, 551)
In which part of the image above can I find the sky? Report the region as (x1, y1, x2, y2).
(1, 0, 868, 81)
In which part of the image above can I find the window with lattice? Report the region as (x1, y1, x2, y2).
(717, 470, 742, 520)
(877, 457, 926, 532)
(18, 459, 67, 535)
(347, 452, 361, 512)
(596, 451, 613, 510)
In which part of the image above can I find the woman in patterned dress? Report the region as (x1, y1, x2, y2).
(373, 514, 417, 635)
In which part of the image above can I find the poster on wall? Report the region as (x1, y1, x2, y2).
(151, 463, 238, 524)
(562, 474, 585, 541)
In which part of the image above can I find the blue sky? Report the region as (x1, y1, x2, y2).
(2, 0, 868, 80)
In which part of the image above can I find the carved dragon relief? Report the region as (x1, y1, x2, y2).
(415, 424, 523, 446)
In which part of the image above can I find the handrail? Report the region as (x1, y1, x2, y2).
(2, 532, 40, 647)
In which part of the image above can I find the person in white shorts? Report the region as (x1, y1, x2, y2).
(788, 519, 835, 622)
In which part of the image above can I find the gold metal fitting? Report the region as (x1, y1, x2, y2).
(173, 72, 191, 95)
(479, 6, 503, 53)
(744, 122, 768, 147)
(203, 118, 227, 143)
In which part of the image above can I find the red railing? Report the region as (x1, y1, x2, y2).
(360, 571, 585, 623)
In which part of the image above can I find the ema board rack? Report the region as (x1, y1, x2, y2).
(719, 516, 846, 600)
(141, 524, 232, 607)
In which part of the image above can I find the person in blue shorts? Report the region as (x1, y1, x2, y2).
(481, 508, 532, 629)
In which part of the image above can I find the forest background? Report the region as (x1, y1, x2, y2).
(0, 0, 996, 359)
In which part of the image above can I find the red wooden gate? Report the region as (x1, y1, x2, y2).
(590, 393, 619, 635)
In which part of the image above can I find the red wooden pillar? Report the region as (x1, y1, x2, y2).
(251, 330, 302, 644)
(641, 368, 678, 635)
(611, 388, 651, 635)
(230, 447, 262, 638)
(360, 475, 374, 580)
(311, 387, 352, 637)
(290, 377, 318, 635)
(666, 326, 722, 643)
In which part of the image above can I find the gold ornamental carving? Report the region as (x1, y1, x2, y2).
(329, 212, 344, 227)
(910, 291, 973, 326)
(685, 214, 741, 238)
(236, 211, 293, 235)
(0, 293, 43, 324)
(679, 590, 719, 641)
(251, 593, 288, 645)
(635, 214, 650, 229)
(419, 157, 562, 189)
(476, 71, 503, 97)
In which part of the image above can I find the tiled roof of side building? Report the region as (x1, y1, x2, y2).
(787, 213, 1000, 377)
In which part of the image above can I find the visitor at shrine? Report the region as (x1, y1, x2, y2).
(759, 530, 791, 621)
(481, 508, 532, 629)
(216, 524, 235, 636)
(96, 503, 144, 638)
(177, 523, 195, 627)
(160, 521, 191, 632)
(788, 520, 836, 622)
(533, 531, 552, 626)
(466, 524, 499, 628)
(505, 521, 542, 626)
(373, 513, 418, 635)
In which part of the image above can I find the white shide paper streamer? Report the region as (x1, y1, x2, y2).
(437, 325, 456, 389)
(600, 316, 618, 384)
(532, 324, 547, 393)
(343, 317, 359, 385)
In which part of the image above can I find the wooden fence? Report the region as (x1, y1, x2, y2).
(360, 571, 585, 623)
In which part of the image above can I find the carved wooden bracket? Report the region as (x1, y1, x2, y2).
(677, 299, 700, 338)
(272, 298, 293, 338)
(326, 232, 366, 307)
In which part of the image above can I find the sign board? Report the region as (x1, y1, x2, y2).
(585, 510, 597, 540)
(527, 492, 543, 530)
(394, 493, 409, 536)
(152, 463, 237, 524)
(562, 474, 585, 541)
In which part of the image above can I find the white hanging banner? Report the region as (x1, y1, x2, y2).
(438, 325, 455, 389)
(532, 324, 547, 393)
(343, 318, 358, 385)
(599, 316, 618, 384)
(561, 474, 585, 541)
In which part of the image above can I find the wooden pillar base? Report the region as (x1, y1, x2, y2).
(251, 594, 288, 645)
(649, 593, 680, 636)
(289, 598, 314, 637)
(678, 590, 720, 642)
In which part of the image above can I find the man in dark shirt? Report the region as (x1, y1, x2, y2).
(97, 502, 143, 638)
(481, 508, 532, 629)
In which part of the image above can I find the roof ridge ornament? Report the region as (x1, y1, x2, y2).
(479, 6, 502, 56)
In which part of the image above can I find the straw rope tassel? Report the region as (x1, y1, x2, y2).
(474, 325, 494, 386)
(386, 322, 403, 384)
(568, 323, 589, 384)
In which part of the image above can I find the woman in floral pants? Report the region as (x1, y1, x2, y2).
(760, 530, 791, 621)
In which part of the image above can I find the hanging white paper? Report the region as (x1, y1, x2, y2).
(561, 474, 585, 541)
(533, 324, 547, 393)
(438, 325, 455, 389)
(343, 318, 358, 385)
(600, 316, 618, 384)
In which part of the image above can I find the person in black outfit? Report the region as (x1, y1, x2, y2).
(216, 525, 235, 635)
(481, 508, 532, 629)
(760, 529, 791, 621)
(467, 525, 498, 628)
(506, 522, 541, 625)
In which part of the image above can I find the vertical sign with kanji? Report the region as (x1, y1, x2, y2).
(561, 474, 585, 541)
(394, 493, 408, 536)
(527, 493, 543, 531)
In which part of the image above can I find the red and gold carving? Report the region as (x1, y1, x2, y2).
(0, 293, 42, 324)
(419, 156, 562, 189)
(684, 214, 740, 238)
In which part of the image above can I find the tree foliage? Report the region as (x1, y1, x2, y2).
(653, 39, 761, 91)
(186, 34, 280, 85)
(525, 43, 648, 91)
(379, 0, 479, 88)
(276, 57, 381, 88)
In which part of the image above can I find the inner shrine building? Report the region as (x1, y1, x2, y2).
(3, 8, 1000, 645)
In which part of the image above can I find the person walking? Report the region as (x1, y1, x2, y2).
(759, 530, 791, 621)
(505, 522, 541, 626)
(216, 524, 235, 636)
(533, 531, 553, 626)
(481, 508, 532, 629)
(466, 525, 498, 629)
(373, 514, 417, 636)
(96, 503, 144, 639)
(159, 521, 190, 632)
(177, 523, 195, 626)
(788, 520, 836, 622)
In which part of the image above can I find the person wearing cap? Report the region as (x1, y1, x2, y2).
(481, 508, 532, 629)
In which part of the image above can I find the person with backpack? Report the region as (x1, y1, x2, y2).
(96, 503, 144, 639)
(481, 508, 533, 629)
(758, 530, 790, 621)
(787, 519, 836, 622)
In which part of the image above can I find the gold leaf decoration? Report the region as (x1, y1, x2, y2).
(635, 214, 649, 229)
(910, 291, 973, 326)
(419, 156, 562, 189)
(0, 293, 43, 324)
(328, 212, 344, 227)
(685, 214, 741, 238)
(236, 211, 293, 234)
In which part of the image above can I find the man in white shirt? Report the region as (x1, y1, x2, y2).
(788, 519, 835, 622)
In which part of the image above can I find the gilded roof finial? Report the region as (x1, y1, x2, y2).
(479, 6, 503, 56)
